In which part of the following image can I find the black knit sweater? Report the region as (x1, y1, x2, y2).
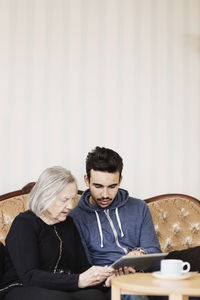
(0, 211, 91, 291)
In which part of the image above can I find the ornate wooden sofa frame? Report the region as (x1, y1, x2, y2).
(0, 183, 200, 253)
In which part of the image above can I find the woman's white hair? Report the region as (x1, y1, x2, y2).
(28, 166, 77, 216)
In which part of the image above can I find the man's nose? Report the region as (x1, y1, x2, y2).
(102, 188, 108, 198)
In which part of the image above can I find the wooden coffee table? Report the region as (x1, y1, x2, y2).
(111, 273, 200, 300)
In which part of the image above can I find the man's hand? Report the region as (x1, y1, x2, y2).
(78, 265, 114, 288)
(126, 249, 146, 256)
(115, 266, 136, 276)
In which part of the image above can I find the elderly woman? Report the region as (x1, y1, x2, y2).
(0, 166, 114, 300)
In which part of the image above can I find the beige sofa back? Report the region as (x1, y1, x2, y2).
(146, 194, 200, 252)
(0, 184, 200, 253)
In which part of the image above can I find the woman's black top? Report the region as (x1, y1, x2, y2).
(0, 211, 91, 291)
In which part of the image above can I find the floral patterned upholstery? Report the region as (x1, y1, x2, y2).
(0, 194, 28, 244)
(146, 194, 200, 252)
(0, 183, 80, 245)
(0, 185, 200, 252)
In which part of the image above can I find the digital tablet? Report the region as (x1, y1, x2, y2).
(111, 252, 168, 271)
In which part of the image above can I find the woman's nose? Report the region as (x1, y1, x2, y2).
(66, 199, 74, 210)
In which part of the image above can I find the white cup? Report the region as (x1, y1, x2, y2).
(160, 259, 190, 275)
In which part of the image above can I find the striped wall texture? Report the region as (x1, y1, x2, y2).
(0, 0, 199, 199)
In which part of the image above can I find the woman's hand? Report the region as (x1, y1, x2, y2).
(104, 266, 136, 287)
(78, 265, 114, 288)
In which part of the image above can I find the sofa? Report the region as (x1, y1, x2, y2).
(0, 183, 200, 253)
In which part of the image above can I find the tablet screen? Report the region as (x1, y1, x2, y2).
(111, 253, 168, 270)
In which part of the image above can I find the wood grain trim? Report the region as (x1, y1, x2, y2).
(144, 193, 200, 206)
(0, 183, 84, 202)
(0, 182, 35, 202)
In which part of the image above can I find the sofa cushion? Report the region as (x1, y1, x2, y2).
(1, 184, 200, 253)
(0, 194, 28, 244)
(0, 192, 81, 245)
(146, 195, 200, 252)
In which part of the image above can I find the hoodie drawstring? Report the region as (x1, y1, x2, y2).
(95, 209, 126, 253)
(95, 211, 104, 248)
(115, 207, 124, 237)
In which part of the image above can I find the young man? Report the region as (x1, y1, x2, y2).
(70, 146, 161, 267)
(70, 147, 199, 300)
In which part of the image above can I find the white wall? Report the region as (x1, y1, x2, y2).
(0, 0, 200, 199)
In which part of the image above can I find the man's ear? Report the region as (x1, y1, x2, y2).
(119, 175, 123, 185)
(84, 174, 90, 187)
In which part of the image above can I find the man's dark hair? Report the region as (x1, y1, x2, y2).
(86, 146, 123, 181)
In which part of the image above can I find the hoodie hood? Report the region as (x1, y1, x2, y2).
(76, 188, 129, 251)
(77, 188, 130, 212)
(70, 187, 161, 266)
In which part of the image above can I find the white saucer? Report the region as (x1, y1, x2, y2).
(152, 271, 191, 280)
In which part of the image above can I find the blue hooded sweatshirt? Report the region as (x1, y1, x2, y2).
(70, 188, 161, 266)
